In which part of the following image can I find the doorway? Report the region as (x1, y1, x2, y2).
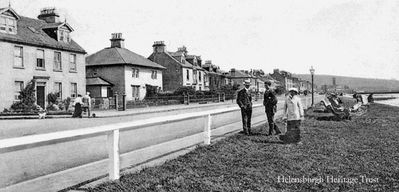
(36, 83, 46, 109)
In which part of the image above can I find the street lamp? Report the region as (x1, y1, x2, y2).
(310, 66, 315, 106)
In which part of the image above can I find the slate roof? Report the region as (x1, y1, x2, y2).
(86, 77, 113, 86)
(86, 47, 166, 69)
(0, 8, 85, 53)
(166, 52, 194, 68)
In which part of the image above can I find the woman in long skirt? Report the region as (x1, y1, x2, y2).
(72, 94, 83, 118)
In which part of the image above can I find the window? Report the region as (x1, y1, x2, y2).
(198, 71, 202, 82)
(66, 32, 70, 42)
(132, 85, 140, 100)
(14, 46, 23, 68)
(54, 82, 62, 99)
(186, 69, 189, 80)
(70, 83, 77, 98)
(36, 49, 45, 69)
(0, 16, 16, 34)
(132, 68, 139, 78)
(59, 30, 64, 41)
(59, 30, 70, 43)
(54, 52, 62, 71)
(69, 54, 76, 71)
(0, 17, 5, 31)
(151, 70, 157, 79)
(14, 81, 24, 100)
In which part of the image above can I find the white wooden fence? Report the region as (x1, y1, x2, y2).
(0, 96, 318, 191)
(0, 104, 262, 182)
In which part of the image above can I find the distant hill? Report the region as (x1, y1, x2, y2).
(292, 74, 399, 92)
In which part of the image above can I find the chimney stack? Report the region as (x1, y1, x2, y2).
(38, 8, 60, 23)
(153, 41, 166, 53)
(197, 56, 202, 67)
(231, 68, 236, 77)
(177, 46, 188, 56)
(110, 33, 125, 48)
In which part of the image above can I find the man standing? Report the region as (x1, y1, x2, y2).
(281, 88, 304, 144)
(237, 79, 253, 135)
(263, 81, 281, 136)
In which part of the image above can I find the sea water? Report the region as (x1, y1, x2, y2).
(374, 94, 399, 107)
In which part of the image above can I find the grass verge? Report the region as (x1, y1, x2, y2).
(87, 104, 399, 192)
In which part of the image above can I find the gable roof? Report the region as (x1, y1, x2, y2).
(0, 7, 20, 19)
(167, 52, 194, 68)
(86, 77, 113, 86)
(42, 22, 74, 31)
(0, 8, 85, 54)
(86, 47, 166, 69)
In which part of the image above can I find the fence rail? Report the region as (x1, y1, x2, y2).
(92, 93, 266, 110)
(0, 95, 320, 191)
(0, 103, 262, 181)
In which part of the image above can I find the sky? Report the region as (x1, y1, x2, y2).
(2, 0, 399, 80)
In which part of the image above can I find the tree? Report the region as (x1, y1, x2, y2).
(10, 79, 38, 111)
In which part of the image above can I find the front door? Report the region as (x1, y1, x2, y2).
(36, 86, 45, 109)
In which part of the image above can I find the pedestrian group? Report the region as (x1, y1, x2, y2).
(237, 80, 304, 144)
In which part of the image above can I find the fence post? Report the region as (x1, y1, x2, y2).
(107, 129, 120, 180)
(204, 114, 212, 145)
(122, 94, 126, 111)
(114, 93, 119, 111)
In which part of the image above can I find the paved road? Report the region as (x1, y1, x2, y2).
(0, 96, 317, 190)
(0, 104, 267, 189)
(0, 101, 265, 139)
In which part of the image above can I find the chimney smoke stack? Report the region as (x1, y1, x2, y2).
(110, 33, 125, 48)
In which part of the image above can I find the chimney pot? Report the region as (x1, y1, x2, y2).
(153, 41, 166, 53)
(110, 33, 125, 48)
(38, 7, 60, 23)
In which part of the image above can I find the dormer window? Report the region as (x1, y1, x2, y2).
(0, 16, 17, 34)
(58, 29, 70, 43)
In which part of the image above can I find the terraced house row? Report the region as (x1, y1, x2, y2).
(0, 6, 312, 110)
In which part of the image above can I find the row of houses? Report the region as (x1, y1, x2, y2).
(0, 7, 313, 110)
(270, 69, 313, 93)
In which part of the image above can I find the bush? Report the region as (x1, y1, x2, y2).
(10, 79, 37, 112)
(274, 85, 285, 95)
(63, 97, 72, 111)
(46, 103, 60, 111)
(173, 86, 195, 96)
(145, 84, 159, 98)
(219, 84, 239, 95)
(47, 92, 58, 104)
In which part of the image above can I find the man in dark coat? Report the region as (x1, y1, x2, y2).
(263, 81, 281, 136)
(237, 79, 253, 135)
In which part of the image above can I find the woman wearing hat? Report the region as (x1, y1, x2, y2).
(281, 87, 304, 144)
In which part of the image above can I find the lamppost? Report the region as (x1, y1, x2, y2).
(310, 66, 315, 106)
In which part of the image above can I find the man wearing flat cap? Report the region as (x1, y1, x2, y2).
(263, 81, 281, 136)
(281, 87, 304, 144)
(237, 79, 253, 135)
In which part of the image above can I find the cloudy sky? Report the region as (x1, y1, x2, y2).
(4, 0, 399, 79)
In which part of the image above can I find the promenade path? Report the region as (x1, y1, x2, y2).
(0, 95, 316, 191)
(0, 99, 266, 139)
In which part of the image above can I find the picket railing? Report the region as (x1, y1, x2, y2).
(0, 95, 319, 191)
(0, 103, 263, 181)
